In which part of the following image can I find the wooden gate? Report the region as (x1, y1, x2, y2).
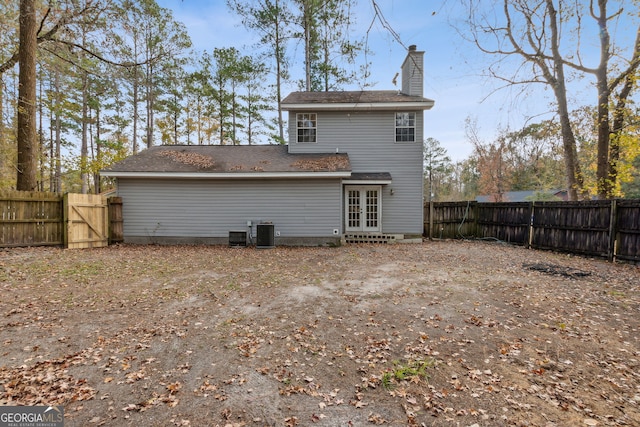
(64, 193, 108, 249)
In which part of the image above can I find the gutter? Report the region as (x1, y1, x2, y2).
(100, 171, 352, 179)
(280, 101, 435, 111)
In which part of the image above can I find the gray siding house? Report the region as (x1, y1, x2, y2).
(101, 46, 434, 246)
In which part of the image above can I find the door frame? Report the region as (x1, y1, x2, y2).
(344, 185, 382, 233)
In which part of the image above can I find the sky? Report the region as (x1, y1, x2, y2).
(154, 0, 598, 162)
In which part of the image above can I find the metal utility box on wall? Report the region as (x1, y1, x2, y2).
(229, 230, 247, 247)
(256, 223, 275, 248)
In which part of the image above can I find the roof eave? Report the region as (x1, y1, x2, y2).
(280, 101, 435, 111)
(100, 171, 352, 179)
(342, 179, 392, 185)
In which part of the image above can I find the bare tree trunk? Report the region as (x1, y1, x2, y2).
(132, 74, 139, 153)
(197, 97, 202, 144)
(247, 85, 253, 145)
(146, 67, 154, 148)
(594, 0, 611, 199)
(303, 0, 312, 91)
(94, 105, 101, 194)
(173, 93, 178, 144)
(131, 34, 140, 154)
(555, 82, 584, 201)
(603, 21, 640, 198)
(17, 0, 38, 191)
(53, 70, 62, 193)
(0, 76, 4, 149)
(48, 76, 54, 191)
(275, 0, 285, 142)
(0, 76, 4, 177)
(38, 74, 44, 191)
(231, 82, 237, 144)
(145, 43, 154, 149)
(54, 113, 61, 193)
(609, 68, 636, 196)
(81, 71, 89, 194)
(546, 0, 585, 200)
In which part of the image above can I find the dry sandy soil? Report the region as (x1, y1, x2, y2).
(0, 241, 638, 427)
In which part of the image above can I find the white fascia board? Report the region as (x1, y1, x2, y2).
(101, 171, 352, 179)
(342, 179, 392, 185)
(281, 101, 435, 111)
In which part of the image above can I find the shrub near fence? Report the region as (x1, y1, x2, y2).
(424, 200, 640, 263)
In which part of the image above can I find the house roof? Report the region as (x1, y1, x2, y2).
(101, 145, 352, 179)
(476, 190, 567, 202)
(281, 90, 435, 111)
(343, 172, 392, 185)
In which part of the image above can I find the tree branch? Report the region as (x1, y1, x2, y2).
(0, 1, 105, 75)
(608, 25, 640, 92)
(48, 38, 152, 68)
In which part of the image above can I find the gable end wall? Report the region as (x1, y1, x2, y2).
(288, 110, 424, 234)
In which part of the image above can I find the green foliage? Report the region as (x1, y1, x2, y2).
(5, 0, 636, 199)
(227, 0, 292, 140)
(572, 106, 640, 198)
(212, 47, 245, 144)
(240, 59, 277, 144)
(423, 137, 453, 201)
(291, 0, 368, 91)
(381, 359, 434, 390)
(621, 154, 640, 198)
(466, 118, 567, 201)
(0, 122, 16, 190)
(524, 191, 562, 201)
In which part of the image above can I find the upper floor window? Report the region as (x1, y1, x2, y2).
(395, 112, 415, 142)
(297, 113, 317, 143)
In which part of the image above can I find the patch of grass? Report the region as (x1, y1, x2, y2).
(608, 290, 626, 298)
(381, 359, 435, 390)
(58, 262, 105, 284)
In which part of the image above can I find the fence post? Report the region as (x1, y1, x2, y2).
(608, 199, 617, 262)
(429, 200, 434, 240)
(108, 196, 124, 244)
(62, 193, 69, 248)
(526, 202, 534, 249)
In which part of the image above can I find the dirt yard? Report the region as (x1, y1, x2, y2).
(0, 241, 638, 427)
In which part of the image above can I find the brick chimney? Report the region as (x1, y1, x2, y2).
(401, 45, 424, 97)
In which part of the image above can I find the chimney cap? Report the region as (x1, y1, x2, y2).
(408, 44, 417, 51)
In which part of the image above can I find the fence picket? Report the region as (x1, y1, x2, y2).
(0, 191, 121, 249)
(425, 200, 640, 262)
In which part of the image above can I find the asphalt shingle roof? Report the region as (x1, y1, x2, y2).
(102, 145, 351, 174)
(281, 90, 433, 105)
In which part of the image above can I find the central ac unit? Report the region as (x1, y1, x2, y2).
(256, 223, 275, 248)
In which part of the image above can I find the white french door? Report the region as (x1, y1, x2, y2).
(345, 186, 381, 232)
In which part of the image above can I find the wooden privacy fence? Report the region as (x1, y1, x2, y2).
(0, 191, 63, 247)
(0, 191, 123, 248)
(425, 200, 640, 262)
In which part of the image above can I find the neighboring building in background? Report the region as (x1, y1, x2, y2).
(476, 189, 568, 203)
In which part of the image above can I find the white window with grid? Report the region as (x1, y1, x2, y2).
(296, 113, 317, 143)
(395, 112, 416, 142)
